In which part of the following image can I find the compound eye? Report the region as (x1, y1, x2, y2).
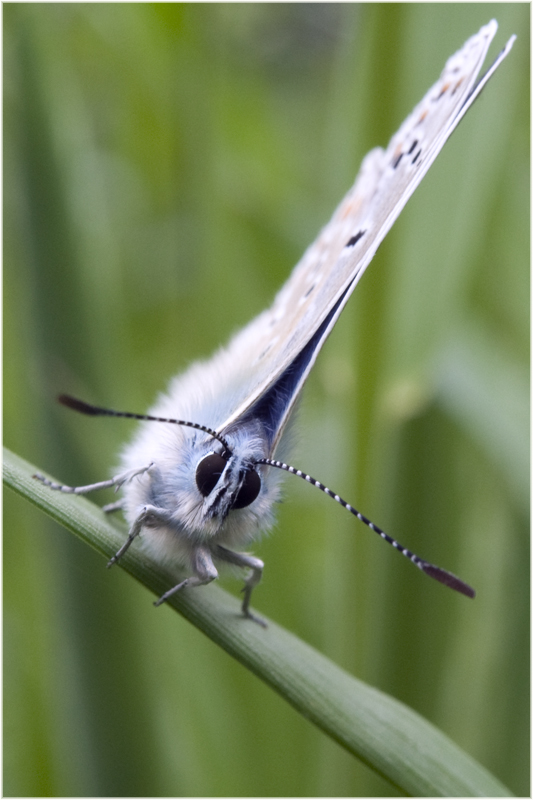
(233, 469, 261, 509)
(196, 453, 227, 497)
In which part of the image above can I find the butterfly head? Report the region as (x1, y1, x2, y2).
(164, 421, 282, 546)
(196, 450, 262, 520)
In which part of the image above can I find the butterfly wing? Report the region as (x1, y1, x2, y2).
(217, 20, 514, 453)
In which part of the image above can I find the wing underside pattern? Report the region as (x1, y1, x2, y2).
(218, 21, 514, 446)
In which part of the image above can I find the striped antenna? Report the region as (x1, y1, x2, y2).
(257, 457, 475, 598)
(58, 394, 232, 453)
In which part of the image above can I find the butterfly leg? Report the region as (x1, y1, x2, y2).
(102, 500, 124, 514)
(107, 503, 174, 568)
(154, 546, 218, 607)
(33, 463, 154, 496)
(214, 545, 266, 627)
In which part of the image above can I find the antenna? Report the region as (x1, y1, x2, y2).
(58, 394, 232, 453)
(57, 395, 475, 598)
(257, 457, 475, 598)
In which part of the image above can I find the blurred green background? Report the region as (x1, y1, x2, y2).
(4, 4, 529, 797)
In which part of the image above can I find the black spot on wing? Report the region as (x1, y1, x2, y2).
(392, 139, 420, 170)
(258, 342, 273, 361)
(346, 230, 366, 248)
(451, 78, 463, 97)
(393, 153, 403, 169)
(411, 148, 422, 165)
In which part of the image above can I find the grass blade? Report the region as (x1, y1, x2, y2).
(4, 446, 513, 797)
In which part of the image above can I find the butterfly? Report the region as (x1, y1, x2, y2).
(35, 21, 515, 626)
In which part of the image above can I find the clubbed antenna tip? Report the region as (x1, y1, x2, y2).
(421, 563, 475, 598)
(58, 395, 104, 415)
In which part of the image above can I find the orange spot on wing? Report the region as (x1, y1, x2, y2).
(340, 198, 362, 219)
(451, 76, 464, 96)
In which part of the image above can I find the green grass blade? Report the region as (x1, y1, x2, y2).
(4, 446, 514, 798)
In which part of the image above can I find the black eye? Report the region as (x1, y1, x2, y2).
(196, 453, 227, 497)
(233, 469, 261, 509)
